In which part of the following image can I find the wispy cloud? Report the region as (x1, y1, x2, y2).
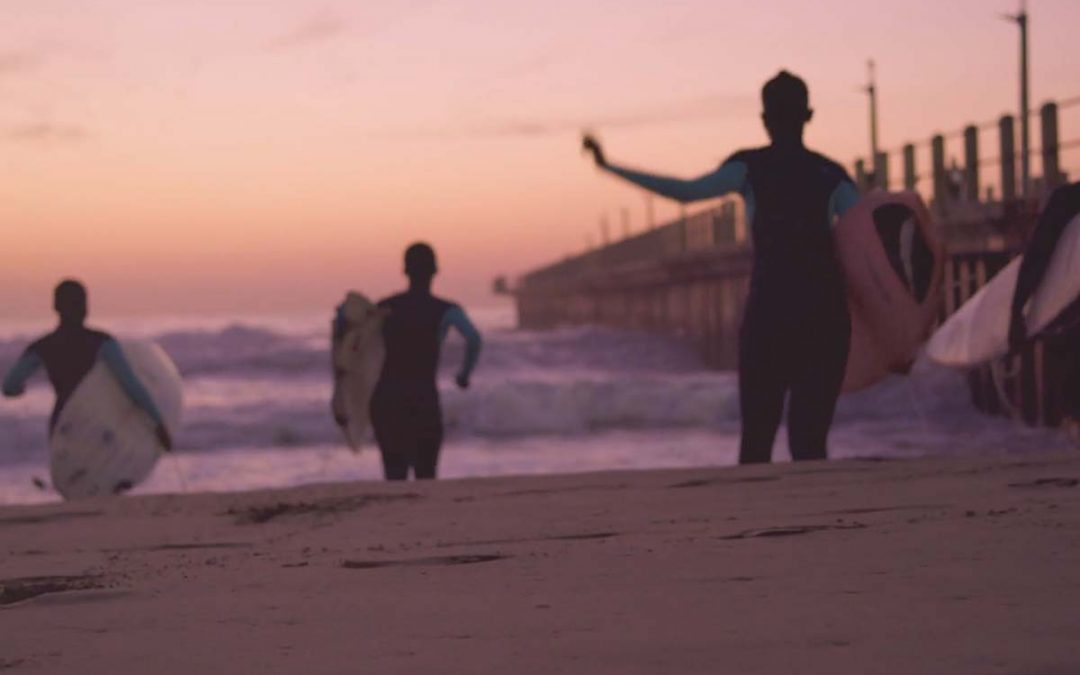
(267, 11, 350, 51)
(0, 49, 45, 75)
(491, 53, 559, 82)
(6, 123, 88, 142)
(266, 2, 440, 53)
(369, 93, 756, 140)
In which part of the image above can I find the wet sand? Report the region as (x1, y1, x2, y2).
(1, 452, 1078, 674)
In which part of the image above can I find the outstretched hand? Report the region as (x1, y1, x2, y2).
(155, 424, 173, 452)
(581, 134, 606, 167)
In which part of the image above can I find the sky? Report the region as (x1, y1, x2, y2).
(1, 0, 1079, 319)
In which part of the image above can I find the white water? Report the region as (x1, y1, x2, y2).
(0, 304, 1072, 504)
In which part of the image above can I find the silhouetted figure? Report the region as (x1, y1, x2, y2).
(2, 280, 172, 449)
(1008, 182, 1080, 348)
(583, 71, 859, 463)
(1007, 182, 1080, 434)
(368, 243, 481, 480)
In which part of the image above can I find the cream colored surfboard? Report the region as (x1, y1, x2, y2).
(926, 213, 1080, 367)
(49, 340, 183, 500)
(331, 292, 386, 451)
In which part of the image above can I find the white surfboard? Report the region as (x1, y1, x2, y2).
(331, 293, 386, 451)
(926, 213, 1080, 367)
(50, 340, 183, 500)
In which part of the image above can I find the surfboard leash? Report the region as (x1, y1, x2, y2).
(167, 450, 190, 493)
(903, 376, 933, 436)
(988, 358, 1025, 422)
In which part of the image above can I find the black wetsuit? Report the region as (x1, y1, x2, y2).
(370, 291, 454, 480)
(1010, 182, 1080, 421)
(27, 327, 111, 430)
(603, 143, 857, 462)
(729, 147, 853, 463)
(1010, 182, 1080, 344)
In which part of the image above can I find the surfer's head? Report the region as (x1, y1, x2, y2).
(53, 279, 88, 326)
(404, 242, 437, 282)
(761, 71, 812, 145)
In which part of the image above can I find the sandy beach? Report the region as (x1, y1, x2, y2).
(0, 453, 1077, 674)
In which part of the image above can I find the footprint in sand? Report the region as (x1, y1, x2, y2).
(668, 476, 779, 489)
(720, 523, 866, 540)
(0, 510, 103, 526)
(341, 554, 509, 570)
(224, 493, 420, 524)
(1008, 477, 1078, 489)
(0, 575, 106, 607)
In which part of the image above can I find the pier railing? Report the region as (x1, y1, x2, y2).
(520, 200, 742, 288)
(859, 95, 1079, 428)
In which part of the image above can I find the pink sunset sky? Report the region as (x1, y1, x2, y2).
(2, 0, 1079, 318)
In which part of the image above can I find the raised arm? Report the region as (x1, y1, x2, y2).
(2, 350, 42, 397)
(100, 340, 172, 450)
(440, 306, 482, 389)
(582, 134, 746, 204)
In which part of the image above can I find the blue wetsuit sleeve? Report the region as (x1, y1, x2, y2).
(828, 180, 860, 226)
(602, 160, 747, 204)
(100, 340, 165, 426)
(440, 306, 482, 379)
(2, 351, 42, 397)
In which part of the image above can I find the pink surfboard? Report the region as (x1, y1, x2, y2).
(836, 191, 945, 392)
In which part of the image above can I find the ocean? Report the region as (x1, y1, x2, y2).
(0, 303, 1072, 505)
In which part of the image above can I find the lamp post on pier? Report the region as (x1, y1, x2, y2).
(864, 59, 880, 188)
(1004, 1, 1031, 198)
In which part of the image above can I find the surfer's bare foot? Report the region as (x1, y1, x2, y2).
(455, 373, 470, 390)
(155, 424, 173, 452)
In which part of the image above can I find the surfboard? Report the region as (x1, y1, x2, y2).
(836, 191, 945, 392)
(926, 212, 1080, 367)
(49, 340, 183, 500)
(331, 292, 386, 451)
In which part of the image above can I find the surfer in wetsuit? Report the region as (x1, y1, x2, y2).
(2, 280, 172, 450)
(1008, 181, 1080, 438)
(582, 71, 859, 463)
(368, 243, 481, 480)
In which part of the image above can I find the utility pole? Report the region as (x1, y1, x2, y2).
(866, 59, 879, 166)
(1004, 1, 1031, 197)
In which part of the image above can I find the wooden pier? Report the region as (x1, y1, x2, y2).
(513, 99, 1079, 428)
